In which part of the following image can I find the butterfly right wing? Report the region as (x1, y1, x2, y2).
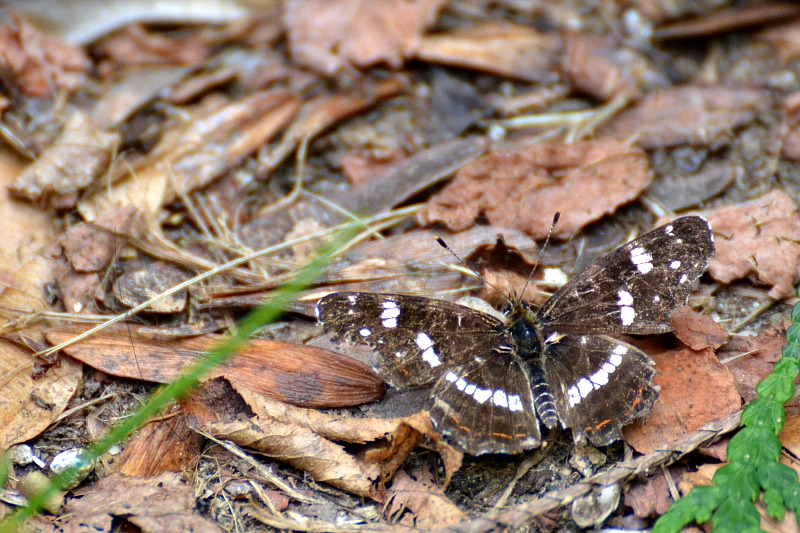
(316, 292, 509, 387)
(430, 352, 541, 454)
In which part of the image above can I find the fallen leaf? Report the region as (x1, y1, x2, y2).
(671, 306, 730, 350)
(781, 91, 800, 161)
(624, 465, 686, 518)
(62, 472, 223, 533)
(562, 32, 647, 101)
(419, 140, 651, 239)
(0, 12, 90, 97)
(704, 189, 800, 300)
(624, 346, 741, 454)
(602, 85, 771, 149)
(284, 0, 445, 74)
(46, 324, 385, 409)
(384, 467, 466, 527)
(207, 416, 380, 496)
(0, 338, 82, 450)
(720, 327, 787, 403)
(415, 22, 562, 82)
(9, 110, 120, 209)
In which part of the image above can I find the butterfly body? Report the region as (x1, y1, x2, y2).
(316, 216, 715, 455)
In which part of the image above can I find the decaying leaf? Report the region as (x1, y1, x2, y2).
(284, 0, 445, 74)
(59, 472, 223, 533)
(704, 189, 800, 300)
(419, 140, 651, 239)
(415, 22, 562, 83)
(719, 327, 787, 403)
(602, 86, 771, 149)
(46, 324, 385, 409)
(670, 306, 730, 351)
(0, 12, 90, 97)
(9, 110, 120, 209)
(0, 338, 82, 450)
(624, 346, 741, 454)
(384, 467, 466, 527)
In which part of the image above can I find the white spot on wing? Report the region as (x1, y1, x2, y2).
(473, 388, 492, 403)
(617, 290, 636, 326)
(577, 378, 593, 399)
(680, 274, 689, 283)
(415, 332, 433, 350)
(348, 295, 357, 304)
(508, 394, 524, 412)
(359, 328, 371, 337)
(493, 390, 508, 408)
(422, 346, 441, 367)
(617, 290, 633, 306)
(630, 246, 654, 274)
(670, 260, 681, 270)
(568, 386, 581, 406)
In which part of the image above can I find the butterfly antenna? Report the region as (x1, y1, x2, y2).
(434, 236, 512, 305)
(519, 211, 561, 301)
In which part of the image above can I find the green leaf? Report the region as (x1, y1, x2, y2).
(786, 323, 800, 342)
(764, 488, 785, 521)
(792, 300, 800, 322)
(741, 398, 785, 434)
(756, 372, 796, 403)
(714, 462, 760, 501)
(653, 485, 721, 533)
(726, 428, 781, 466)
(774, 357, 800, 378)
(782, 341, 800, 361)
(710, 497, 760, 531)
(0, 454, 8, 488)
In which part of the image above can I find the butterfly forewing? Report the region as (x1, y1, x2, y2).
(541, 334, 657, 446)
(537, 216, 714, 335)
(430, 354, 540, 454)
(316, 292, 509, 387)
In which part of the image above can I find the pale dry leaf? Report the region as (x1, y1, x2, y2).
(704, 189, 800, 300)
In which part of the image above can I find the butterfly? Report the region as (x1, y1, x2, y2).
(316, 216, 715, 454)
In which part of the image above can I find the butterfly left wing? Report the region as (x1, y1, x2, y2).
(542, 333, 657, 445)
(537, 216, 714, 335)
(316, 292, 509, 388)
(430, 351, 541, 454)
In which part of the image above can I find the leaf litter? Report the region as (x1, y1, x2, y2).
(1, 1, 800, 531)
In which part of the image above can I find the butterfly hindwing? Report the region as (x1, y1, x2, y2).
(316, 292, 509, 387)
(430, 352, 540, 454)
(541, 334, 657, 446)
(537, 216, 714, 335)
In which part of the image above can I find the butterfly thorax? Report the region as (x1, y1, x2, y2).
(506, 303, 543, 360)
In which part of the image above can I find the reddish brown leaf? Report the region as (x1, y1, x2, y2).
(602, 86, 771, 149)
(46, 324, 385, 409)
(624, 465, 687, 518)
(415, 22, 562, 82)
(562, 32, 646, 101)
(0, 12, 90, 97)
(704, 189, 800, 300)
(720, 327, 786, 403)
(284, 0, 445, 74)
(419, 140, 651, 239)
(624, 346, 741, 454)
(781, 91, 800, 161)
(671, 306, 730, 351)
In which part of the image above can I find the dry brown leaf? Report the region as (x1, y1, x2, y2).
(93, 23, 210, 76)
(671, 306, 730, 351)
(0, 147, 58, 312)
(115, 404, 204, 477)
(9, 110, 120, 209)
(0, 338, 82, 450)
(624, 346, 741, 454)
(720, 327, 786, 403)
(602, 85, 771, 149)
(562, 32, 646, 101)
(384, 467, 466, 527)
(624, 465, 687, 519)
(284, 0, 445, 74)
(415, 22, 562, 82)
(419, 140, 651, 239)
(756, 18, 800, 64)
(0, 12, 90, 97)
(79, 90, 299, 220)
(46, 324, 385, 409)
(781, 91, 800, 161)
(61, 472, 223, 533)
(705, 189, 800, 300)
(207, 416, 379, 496)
